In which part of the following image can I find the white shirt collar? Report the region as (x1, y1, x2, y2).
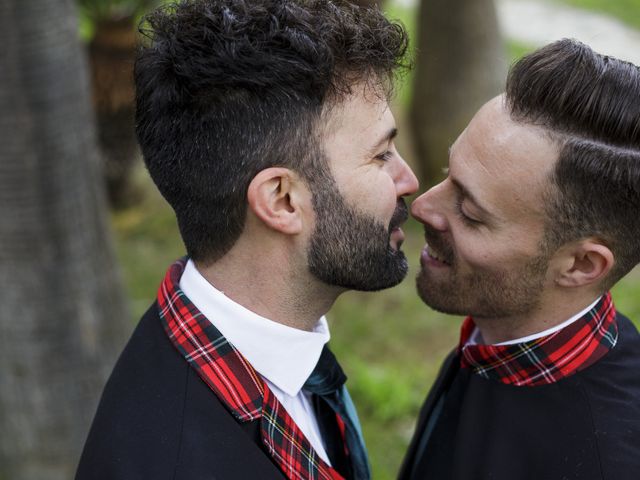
(179, 259, 330, 396)
(467, 296, 602, 346)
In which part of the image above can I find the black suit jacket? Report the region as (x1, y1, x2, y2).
(399, 312, 640, 480)
(76, 304, 284, 479)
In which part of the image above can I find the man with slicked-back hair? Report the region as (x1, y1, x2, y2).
(401, 39, 640, 480)
(76, 1, 418, 479)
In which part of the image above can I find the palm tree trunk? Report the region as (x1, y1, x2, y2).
(410, 0, 507, 187)
(0, 0, 130, 478)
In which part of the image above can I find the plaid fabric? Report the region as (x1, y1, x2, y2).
(458, 292, 618, 387)
(157, 258, 344, 480)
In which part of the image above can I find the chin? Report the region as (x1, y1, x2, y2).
(415, 273, 464, 315)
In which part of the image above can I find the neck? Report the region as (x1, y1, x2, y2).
(195, 247, 342, 332)
(473, 289, 602, 344)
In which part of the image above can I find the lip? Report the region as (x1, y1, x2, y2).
(420, 244, 450, 268)
(390, 227, 405, 248)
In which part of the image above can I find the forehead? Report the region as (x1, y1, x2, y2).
(321, 84, 393, 151)
(451, 96, 558, 220)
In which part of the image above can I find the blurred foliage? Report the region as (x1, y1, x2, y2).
(77, 0, 159, 39)
(555, 0, 640, 29)
(383, 1, 418, 108)
(612, 271, 640, 322)
(507, 40, 536, 63)
(77, 0, 157, 21)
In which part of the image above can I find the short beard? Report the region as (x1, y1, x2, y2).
(307, 176, 409, 291)
(416, 224, 550, 319)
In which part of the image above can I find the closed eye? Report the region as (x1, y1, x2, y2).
(375, 150, 393, 162)
(455, 197, 482, 227)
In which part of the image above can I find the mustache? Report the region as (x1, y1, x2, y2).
(423, 223, 455, 263)
(389, 199, 409, 231)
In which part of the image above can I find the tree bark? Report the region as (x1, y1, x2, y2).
(410, 0, 506, 187)
(0, 1, 130, 478)
(89, 17, 140, 209)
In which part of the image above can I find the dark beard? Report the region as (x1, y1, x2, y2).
(307, 178, 409, 291)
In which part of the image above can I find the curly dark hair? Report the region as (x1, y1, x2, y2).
(134, 0, 409, 264)
(506, 39, 640, 288)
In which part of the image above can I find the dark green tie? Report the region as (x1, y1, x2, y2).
(303, 346, 371, 480)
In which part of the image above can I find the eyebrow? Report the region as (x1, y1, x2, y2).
(368, 127, 398, 155)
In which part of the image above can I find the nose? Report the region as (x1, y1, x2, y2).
(393, 156, 419, 198)
(411, 182, 449, 232)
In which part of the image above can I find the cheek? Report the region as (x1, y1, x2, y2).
(456, 241, 494, 269)
(452, 231, 508, 270)
(454, 233, 538, 273)
(343, 171, 397, 218)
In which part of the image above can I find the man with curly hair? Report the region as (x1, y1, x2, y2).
(76, 1, 417, 479)
(402, 39, 640, 480)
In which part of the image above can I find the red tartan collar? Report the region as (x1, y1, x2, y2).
(458, 292, 618, 386)
(157, 259, 344, 480)
(157, 258, 264, 421)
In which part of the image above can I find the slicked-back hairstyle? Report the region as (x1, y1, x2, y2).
(134, 0, 409, 265)
(505, 39, 640, 290)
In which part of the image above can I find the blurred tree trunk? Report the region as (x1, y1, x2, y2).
(410, 0, 506, 187)
(89, 17, 140, 209)
(0, 1, 130, 479)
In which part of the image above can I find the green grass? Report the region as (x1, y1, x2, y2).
(111, 171, 184, 318)
(382, 1, 419, 109)
(507, 40, 536, 63)
(612, 269, 640, 323)
(554, 0, 640, 30)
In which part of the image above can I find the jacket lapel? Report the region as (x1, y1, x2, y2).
(158, 259, 344, 480)
(262, 383, 344, 480)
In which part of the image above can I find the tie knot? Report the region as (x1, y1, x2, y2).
(303, 346, 347, 396)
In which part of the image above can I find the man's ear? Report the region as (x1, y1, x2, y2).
(246, 167, 307, 235)
(555, 239, 615, 288)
